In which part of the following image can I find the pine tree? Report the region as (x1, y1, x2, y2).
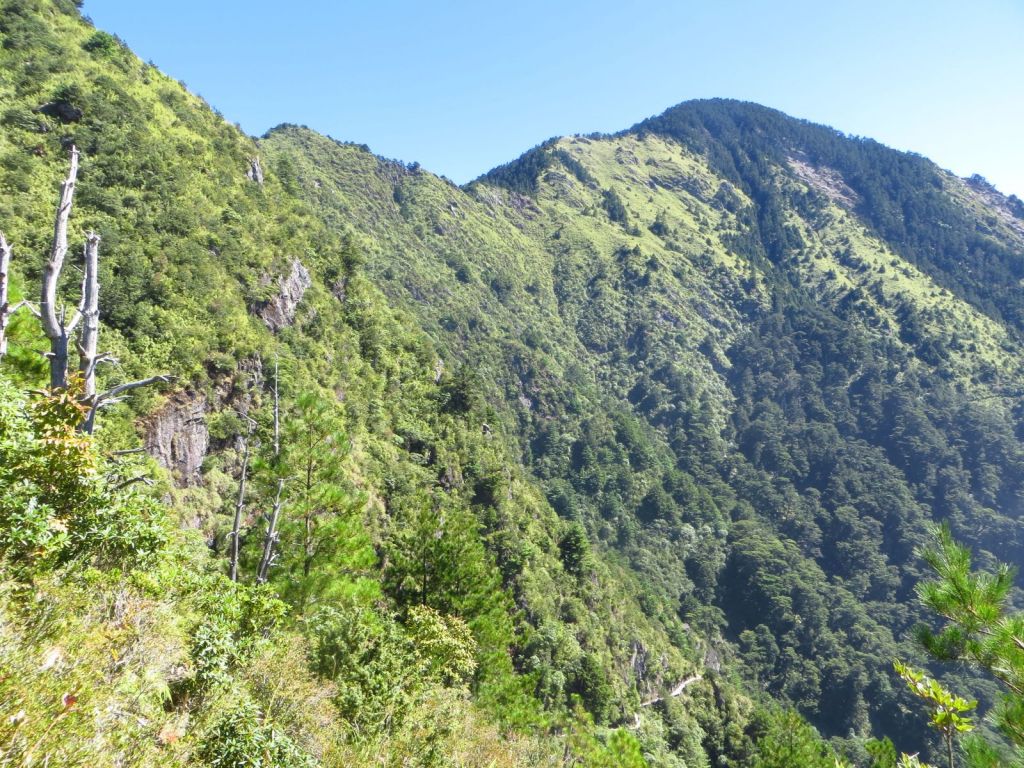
(266, 391, 375, 611)
(914, 525, 1024, 766)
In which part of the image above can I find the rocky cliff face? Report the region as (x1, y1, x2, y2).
(144, 392, 209, 487)
(258, 258, 312, 331)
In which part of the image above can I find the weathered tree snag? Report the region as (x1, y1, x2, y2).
(256, 355, 283, 584)
(229, 438, 250, 582)
(256, 478, 284, 584)
(40, 147, 80, 389)
(28, 148, 173, 431)
(229, 416, 256, 582)
(3, 149, 177, 436)
(0, 233, 11, 360)
(77, 232, 100, 397)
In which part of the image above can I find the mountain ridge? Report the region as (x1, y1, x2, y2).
(2, 3, 1024, 765)
(259, 97, 1024, 752)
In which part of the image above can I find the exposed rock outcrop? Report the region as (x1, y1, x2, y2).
(246, 156, 264, 185)
(963, 174, 1024, 240)
(787, 153, 860, 209)
(257, 258, 311, 331)
(144, 392, 209, 487)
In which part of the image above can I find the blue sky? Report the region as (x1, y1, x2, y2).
(82, 1, 1024, 197)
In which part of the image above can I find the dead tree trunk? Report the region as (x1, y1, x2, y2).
(272, 352, 280, 457)
(0, 233, 11, 361)
(0, 234, 35, 363)
(256, 354, 283, 584)
(229, 417, 255, 582)
(77, 232, 101, 397)
(256, 478, 284, 584)
(40, 147, 80, 390)
(78, 230, 174, 433)
(30, 147, 171, 431)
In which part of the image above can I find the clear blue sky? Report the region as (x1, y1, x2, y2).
(83, 1, 1023, 197)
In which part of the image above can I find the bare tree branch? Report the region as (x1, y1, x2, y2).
(0, 232, 10, 361)
(78, 350, 114, 384)
(84, 374, 174, 434)
(41, 146, 79, 336)
(256, 478, 285, 584)
(229, 418, 256, 582)
(273, 351, 280, 458)
(639, 675, 703, 707)
(0, 238, 36, 360)
(256, 354, 285, 584)
(40, 147, 80, 388)
(112, 474, 155, 492)
(13, 300, 37, 315)
(77, 233, 101, 398)
(96, 374, 175, 403)
(65, 309, 82, 334)
(109, 447, 147, 456)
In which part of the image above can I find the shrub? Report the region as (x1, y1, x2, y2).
(198, 698, 315, 768)
(0, 377, 166, 569)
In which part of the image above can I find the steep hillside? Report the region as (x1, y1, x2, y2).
(0, 4, 761, 768)
(4, 2, 1024, 766)
(262, 101, 1024, 758)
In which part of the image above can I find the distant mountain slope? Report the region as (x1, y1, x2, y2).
(263, 101, 1024, 755)
(634, 99, 1024, 330)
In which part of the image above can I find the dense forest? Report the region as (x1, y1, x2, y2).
(2, 2, 1024, 766)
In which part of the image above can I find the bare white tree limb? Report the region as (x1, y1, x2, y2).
(40, 147, 80, 388)
(78, 349, 114, 385)
(256, 360, 284, 584)
(256, 478, 285, 584)
(229, 416, 256, 582)
(12, 300, 40, 319)
(77, 232, 101, 397)
(112, 474, 155, 492)
(109, 447, 147, 457)
(0, 237, 35, 360)
(0, 232, 10, 360)
(41, 146, 79, 336)
(84, 374, 175, 434)
(96, 374, 175, 404)
(273, 351, 280, 457)
(639, 675, 703, 707)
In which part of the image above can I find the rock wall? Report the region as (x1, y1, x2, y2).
(144, 392, 209, 487)
(258, 258, 311, 331)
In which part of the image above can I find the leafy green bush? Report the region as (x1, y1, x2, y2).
(189, 581, 287, 688)
(198, 699, 315, 768)
(309, 602, 417, 733)
(0, 377, 166, 569)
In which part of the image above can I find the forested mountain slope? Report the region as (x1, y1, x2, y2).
(261, 101, 1024, 756)
(0, 4, 753, 767)
(2, 2, 1024, 766)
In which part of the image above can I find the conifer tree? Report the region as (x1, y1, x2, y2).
(913, 525, 1024, 767)
(268, 390, 373, 610)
